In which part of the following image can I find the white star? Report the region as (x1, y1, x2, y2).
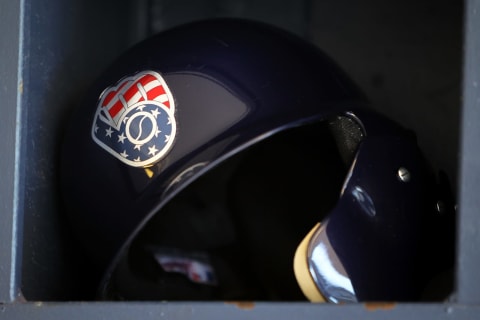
(94, 125, 99, 133)
(123, 116, 129, 124)
(137, 105, 146, 111)
(120, 150, 129, 158)
(151, 108, 161, 118)
(105, 127, 113, 137)
(134, 144, 142, 150)
(155, 127, 161, 137)
(118, 133, 126, 143)
(167, 117, 172, 125)
(165, 135, 170, 143)
(148, 145, 159, 156)
(134, 157, 141, 162)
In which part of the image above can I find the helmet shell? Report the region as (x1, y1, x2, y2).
(60, 19, 452, 300)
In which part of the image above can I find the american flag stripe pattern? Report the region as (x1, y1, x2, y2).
(100, 72, 173, 128)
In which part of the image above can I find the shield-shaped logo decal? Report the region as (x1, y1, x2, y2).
(91, 71, 177, 167)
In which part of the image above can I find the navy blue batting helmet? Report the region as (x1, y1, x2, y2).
(60, 19, 454, 302)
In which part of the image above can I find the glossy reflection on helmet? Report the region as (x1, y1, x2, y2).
(307, 222, 357, 303)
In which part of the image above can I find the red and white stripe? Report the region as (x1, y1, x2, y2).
(100, 72, 171, 126)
